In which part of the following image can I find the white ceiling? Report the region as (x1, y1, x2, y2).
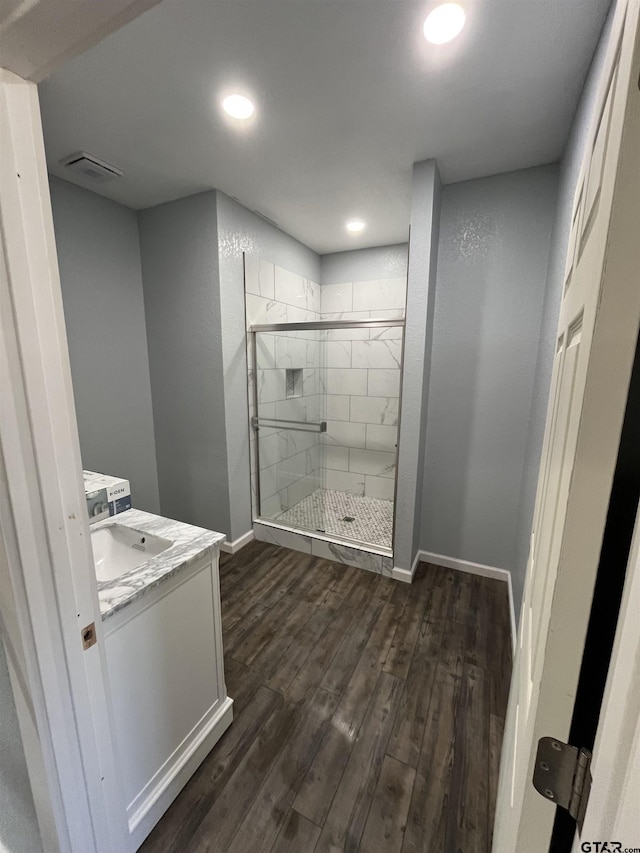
(0, 0, 161, 83)
(39, 0, 610, 254)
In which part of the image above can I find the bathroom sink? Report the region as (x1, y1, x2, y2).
(91, 524, 173, 582)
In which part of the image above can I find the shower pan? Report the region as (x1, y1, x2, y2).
(250, 318, 404, 561)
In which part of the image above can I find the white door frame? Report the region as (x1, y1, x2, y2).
(0, 69, 127, 852)
(573, 500, 640, 851)
(493, 0, 640, 848)
(573, 501, 640, 850)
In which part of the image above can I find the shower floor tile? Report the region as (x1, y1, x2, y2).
(277, 488, 393, 549)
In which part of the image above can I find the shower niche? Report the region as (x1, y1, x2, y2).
(244, 255, 406, 571)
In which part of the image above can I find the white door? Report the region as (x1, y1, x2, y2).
(572, 505, 640, 852)
(0, 70, 127, 852)
(493, 1, 640, 850)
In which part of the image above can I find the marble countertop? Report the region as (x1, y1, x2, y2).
(94, 509, 225, 621)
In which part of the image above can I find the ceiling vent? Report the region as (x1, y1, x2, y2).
(60, 152, 123, 183)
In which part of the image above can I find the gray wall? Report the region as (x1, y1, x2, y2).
(396, 160, 442, 571)
(216, 191, 321, 542)
(50, 177, 160, 513)
(138, 192, 229, 533)
(321, 244, 408, 284)
(420, 165, 558, 579)
(0, 638, 43, 853)
(512, 5, 616, 618)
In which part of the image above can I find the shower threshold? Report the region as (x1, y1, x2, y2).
(276, 488, 393, 551)
(253, 515, 394, 577)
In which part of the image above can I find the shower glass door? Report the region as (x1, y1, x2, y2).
(252, 325, 326, 532)
(251, 319, 404, 552)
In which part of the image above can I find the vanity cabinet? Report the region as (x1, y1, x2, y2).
(102, 545, 232, 852)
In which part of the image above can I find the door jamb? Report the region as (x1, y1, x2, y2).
(0, 68, 126, 852)
(550, 330, 640, 850)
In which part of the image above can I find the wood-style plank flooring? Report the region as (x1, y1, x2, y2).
(140, 540, 513, 853)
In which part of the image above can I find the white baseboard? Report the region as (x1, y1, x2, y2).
(391, 549, 422, 583)
(220, 529, 254, 554)
(418, 550, 510, 583)
(416, 550, 516, 653)
(391, 566, 413, 583)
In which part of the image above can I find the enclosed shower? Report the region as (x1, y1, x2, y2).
(250, 319, 403, 552)
(244, 255, 406, 564)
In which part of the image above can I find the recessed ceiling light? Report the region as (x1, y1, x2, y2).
(423, 3, 466, 44)
(346, 219, 366, 234)
(222, 93, 255, 120)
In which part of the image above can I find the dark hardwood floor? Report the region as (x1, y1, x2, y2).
(140, 540, 512, 853)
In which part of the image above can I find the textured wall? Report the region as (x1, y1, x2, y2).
(50, 177, 160, 513)
(321, 244, 408, 285)
(512, 4, 616, 619)
(216, 192, 321, 542)
(420, 165, 558, 578)
(395, 160, 441, 571)
(138, 192, 229, 533)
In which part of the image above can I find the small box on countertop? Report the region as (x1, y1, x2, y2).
(83, 470, 131, 524)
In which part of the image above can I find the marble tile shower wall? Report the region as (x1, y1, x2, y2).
(244, 256, 324, 520)
(245, 256, 407, 528)
(319, 277, 407, 503)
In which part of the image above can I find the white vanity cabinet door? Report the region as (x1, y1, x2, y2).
(103, 549, 232, 852)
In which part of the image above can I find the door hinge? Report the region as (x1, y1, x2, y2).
(533, 737, 592, 833)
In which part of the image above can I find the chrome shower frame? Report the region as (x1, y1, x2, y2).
(250, 318, 406, 555)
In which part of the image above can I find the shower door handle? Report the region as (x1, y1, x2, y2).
(251, 416, 327, 433)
